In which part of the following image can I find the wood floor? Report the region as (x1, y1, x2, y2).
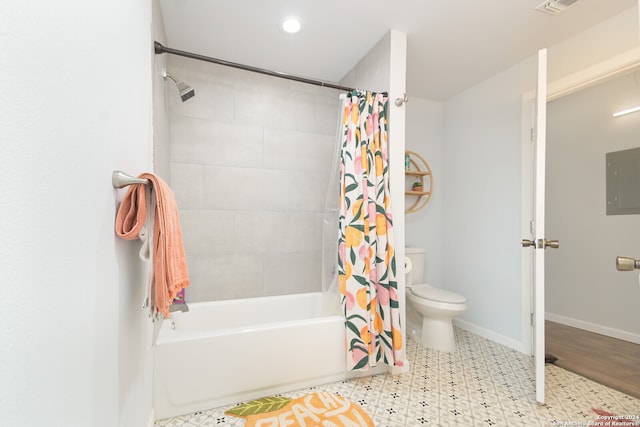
(546, 320, 640, 399)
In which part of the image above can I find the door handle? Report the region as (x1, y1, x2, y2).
(521, 239, 536, 248)
(521, 239, 559, 248)
(539, 239, 559, 249)
(616, 255, 640, 271)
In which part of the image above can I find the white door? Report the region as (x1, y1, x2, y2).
(522, 49, 558, 404)
(533, 49, 547, 405)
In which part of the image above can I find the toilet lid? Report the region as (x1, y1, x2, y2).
(411, 285, 466, 304)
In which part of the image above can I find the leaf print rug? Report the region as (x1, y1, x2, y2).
(224, 391, 374, 426)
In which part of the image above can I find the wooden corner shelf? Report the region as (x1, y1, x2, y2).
(405, 150, 433, 213)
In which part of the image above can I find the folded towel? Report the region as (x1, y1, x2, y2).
(115, 173, 190, 318)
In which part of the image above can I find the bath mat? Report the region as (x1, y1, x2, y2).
(224, 391, 375, 426)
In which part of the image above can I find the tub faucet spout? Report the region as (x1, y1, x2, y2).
(169, 303, 189, 313)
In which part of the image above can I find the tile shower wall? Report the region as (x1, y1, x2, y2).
(166, 56, 343, 302)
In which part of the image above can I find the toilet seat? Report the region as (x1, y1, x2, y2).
(410, 285, 466, 304)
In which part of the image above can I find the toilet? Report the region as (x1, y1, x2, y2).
(405, 247, 466, 352)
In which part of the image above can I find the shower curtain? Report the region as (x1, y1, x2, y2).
(337, 90, 405, 371)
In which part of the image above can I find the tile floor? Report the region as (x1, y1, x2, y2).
(155, 328, 640, 426)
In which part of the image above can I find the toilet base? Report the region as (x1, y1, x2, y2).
(420, 317, 456, 352)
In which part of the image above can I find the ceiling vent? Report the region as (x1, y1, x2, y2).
(535, 0, 580, 15)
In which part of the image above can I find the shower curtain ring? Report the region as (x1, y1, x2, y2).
(395, 93, 408, 107)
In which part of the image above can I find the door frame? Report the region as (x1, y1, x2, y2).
(520, 45, 640, 396)
(522, 46, 640, 348)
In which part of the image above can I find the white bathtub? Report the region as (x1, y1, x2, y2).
(153, 292, 381, 420)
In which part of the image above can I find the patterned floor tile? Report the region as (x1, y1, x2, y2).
(155, 328, 640, 426)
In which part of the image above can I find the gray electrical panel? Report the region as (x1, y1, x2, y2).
(606, 147, 640, 215)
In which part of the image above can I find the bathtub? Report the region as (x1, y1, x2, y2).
(153, 292, 382, 420)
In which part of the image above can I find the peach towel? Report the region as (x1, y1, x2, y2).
(115, 173, 190, 318)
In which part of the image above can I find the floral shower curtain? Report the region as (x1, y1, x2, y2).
(338, 90, 405, 371)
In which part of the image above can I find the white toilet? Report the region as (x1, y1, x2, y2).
(405, 247, 466, 352)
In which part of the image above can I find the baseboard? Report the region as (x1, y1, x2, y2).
(545, 312, 640, 345)
(453, 318, 526, 353)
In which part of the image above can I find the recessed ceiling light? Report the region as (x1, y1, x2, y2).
(282, 17, 301, 34)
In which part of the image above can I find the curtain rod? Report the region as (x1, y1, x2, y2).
(154, 41, 354, 92)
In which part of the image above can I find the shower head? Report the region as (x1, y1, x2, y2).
(163, 72, 195, 102)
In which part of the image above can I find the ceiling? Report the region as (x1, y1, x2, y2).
(158, 0, 637, 101)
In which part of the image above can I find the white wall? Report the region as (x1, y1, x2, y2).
(443, 58, 535, 349)
(440, 6, 639, 351)
(547, 8, 639, 84)
(405, 99, 444, 286)
(153, 1, 171, 182)
(546, 70, 640, 343)
(0, 2, 155, 426)
(340, 34, 390, 93)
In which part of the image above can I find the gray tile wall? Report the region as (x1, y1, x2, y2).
(166, 56, 342, 302)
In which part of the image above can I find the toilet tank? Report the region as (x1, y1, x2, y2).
(405, 247, 425, 284)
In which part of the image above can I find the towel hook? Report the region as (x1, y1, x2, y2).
(112, 170, 149, 189)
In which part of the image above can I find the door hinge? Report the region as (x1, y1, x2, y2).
(530, 127, 536, 142)
(530, 312, 535, 327)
